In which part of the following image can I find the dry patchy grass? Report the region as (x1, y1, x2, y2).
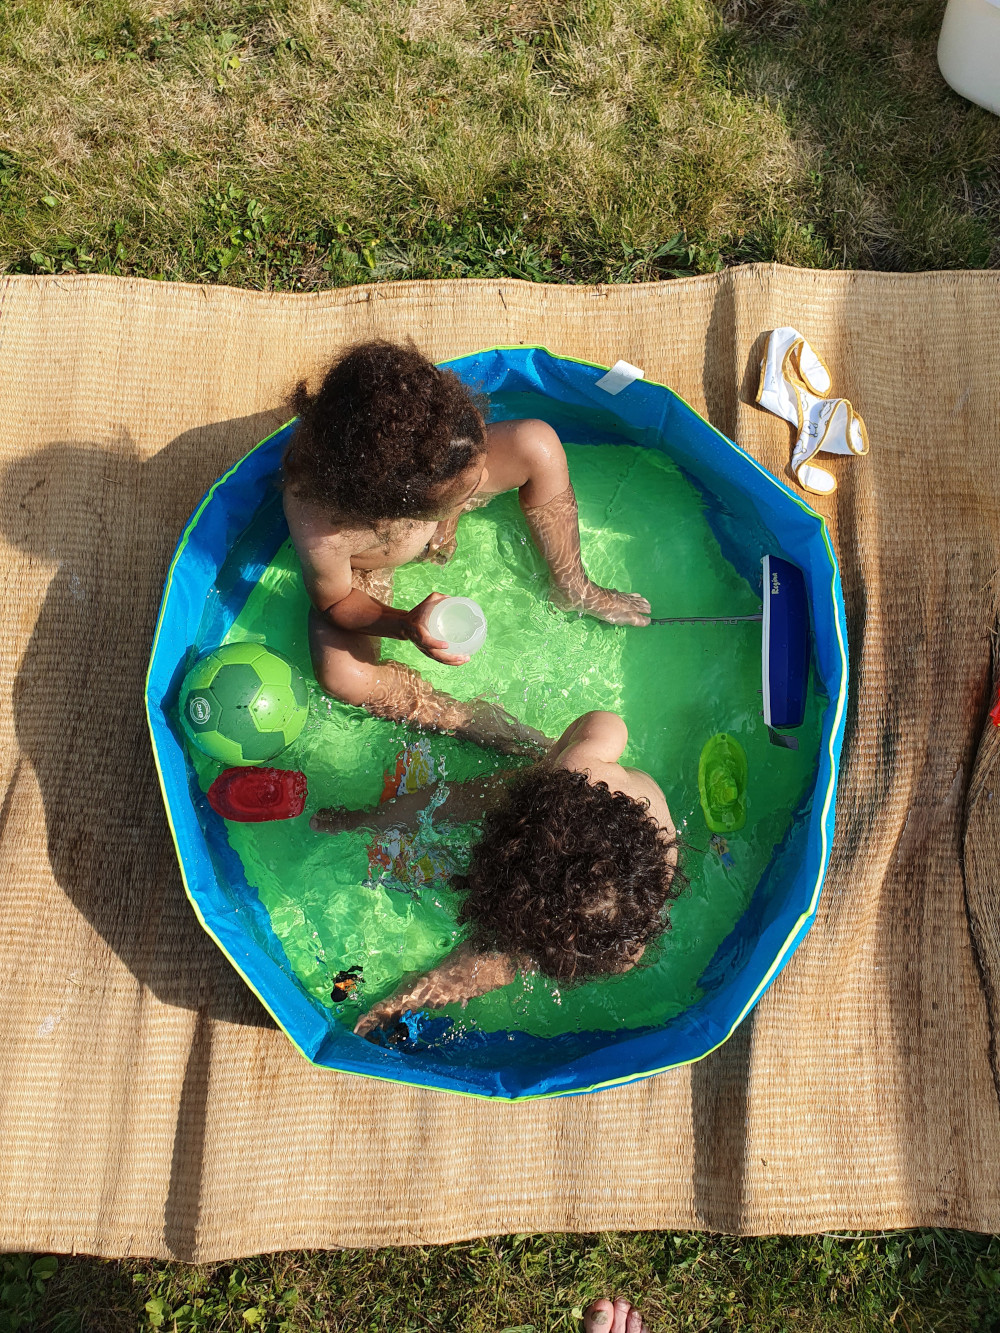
(6, 0, 991, 286)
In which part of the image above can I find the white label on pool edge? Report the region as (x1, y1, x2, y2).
(595, 360, 645, 395)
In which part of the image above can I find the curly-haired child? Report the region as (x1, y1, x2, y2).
(284, 340, 651, 756)
(311, 711, 681, 1035)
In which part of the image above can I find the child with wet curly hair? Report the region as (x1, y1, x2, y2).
(284, 339, 650, 757)
(311, 711, 681, 1035)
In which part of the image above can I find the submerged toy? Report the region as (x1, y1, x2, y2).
(179, 641, 309, 764)
(365, 1010, 455, 1051)
(698, 733, 748, 833)
(710, 833, 735, 870)
(367, 742, 461, 894)
(380, 739, 436, 802)
(331, 966, 363, 1002)
(207, 766, 307, 822)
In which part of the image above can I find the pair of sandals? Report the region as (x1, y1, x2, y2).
(756, 327, 869, 496)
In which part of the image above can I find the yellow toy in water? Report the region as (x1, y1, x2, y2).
(698, 732, 748, 833)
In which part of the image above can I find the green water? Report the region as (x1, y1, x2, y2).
(190, 443, 824, 1039)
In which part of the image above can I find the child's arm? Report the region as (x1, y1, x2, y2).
(317, 582, 471, 666)
(353, 944, 522, 1037)
(311, 769, 519, 836)
(546, 710, 629, 768)
(483, 419, 651, 627)
(284, 498, 468, 665)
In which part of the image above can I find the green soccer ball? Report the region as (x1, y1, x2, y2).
(178, 642, 309, 765)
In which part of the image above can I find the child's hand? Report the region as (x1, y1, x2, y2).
(354, 997, 406, 1038)
(403, 592, 471, 665)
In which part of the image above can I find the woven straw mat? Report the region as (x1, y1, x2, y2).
(1, 267, 999, 1260)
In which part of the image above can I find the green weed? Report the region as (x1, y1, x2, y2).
(0, 1255, 58, 1333)
(12, 1230, 1000, 1332)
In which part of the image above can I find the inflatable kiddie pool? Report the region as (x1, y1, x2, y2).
(146, 346, 847, 1099)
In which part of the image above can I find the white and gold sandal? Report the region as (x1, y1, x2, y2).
(756, 327, 869, 496)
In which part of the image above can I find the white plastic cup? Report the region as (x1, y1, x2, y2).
(425, 596, 488, 657)
(938, 0, 1000, 116)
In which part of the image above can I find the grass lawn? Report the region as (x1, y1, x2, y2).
(1, 0, 998, 284)
(2, 0, 1000, 1328)
(4, 1229, 1000, 1330)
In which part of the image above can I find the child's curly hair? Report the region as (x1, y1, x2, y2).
(283, 339, 487, 522)
(455, 766, 682, 982)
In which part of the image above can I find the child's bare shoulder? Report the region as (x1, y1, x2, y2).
(482, 417, 563, 493)
(283, 487, 368, 555)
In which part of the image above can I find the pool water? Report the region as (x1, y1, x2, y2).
(188, 442, 823, 1040)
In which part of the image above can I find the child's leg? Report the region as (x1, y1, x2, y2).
(522, 484, 651, 626)
(309, 609, 549, 756)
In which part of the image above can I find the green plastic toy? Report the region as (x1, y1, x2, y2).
(178, 641, 309, 765)
(698, 732, 748, 833)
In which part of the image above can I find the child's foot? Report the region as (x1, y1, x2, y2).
(427, 538, 457, 565)
(585, 1296, 650, 1332)
(458, 713, 553, 757)
(417, 534, 458, 565)
(363, 661, 551, 756)
(551, 580, 652, 627)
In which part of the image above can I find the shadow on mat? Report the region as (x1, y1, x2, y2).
(683, 292, 758, 1230)
(3, 411, 288, 1027)
(701, 273, 739, 440)
(690, 1013, 753, 1229)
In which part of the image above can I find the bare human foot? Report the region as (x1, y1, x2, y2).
(361, 657, 552, 758)
(550, 580, 652, 627)
(522, 485, 652, 627)
(456, 701, 552, 758)
(584, 1296, 650, 1333)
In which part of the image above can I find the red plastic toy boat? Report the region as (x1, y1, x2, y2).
(207, 766, 307, 822)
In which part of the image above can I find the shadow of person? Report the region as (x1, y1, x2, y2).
(701, 271, 739, 440)
(3, 410, 289, 1027)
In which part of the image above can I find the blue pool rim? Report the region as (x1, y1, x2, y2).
(146, 345, 848, 1100)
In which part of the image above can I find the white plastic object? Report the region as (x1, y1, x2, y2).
(594, 360, 644, 395)
(938, 0, 1000, 116)
(425, 596, 488, 656)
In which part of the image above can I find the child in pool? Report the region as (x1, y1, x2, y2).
(284, 340, 651, 757)
(310, 711, 681, 1036)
